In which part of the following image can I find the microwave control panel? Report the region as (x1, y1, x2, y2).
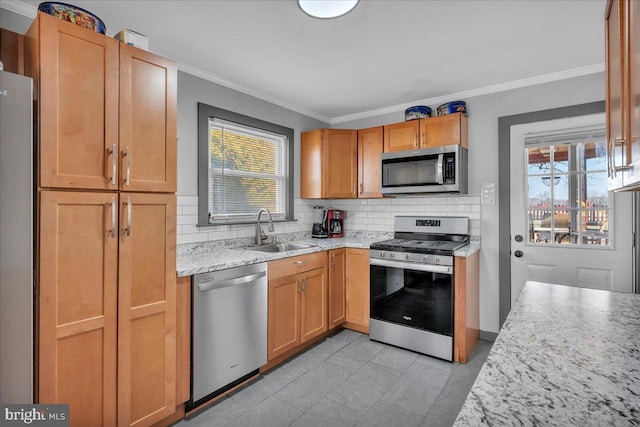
(443, 153, 456, 184)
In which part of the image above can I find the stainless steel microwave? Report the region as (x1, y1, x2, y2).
(380, 144, 468, 195)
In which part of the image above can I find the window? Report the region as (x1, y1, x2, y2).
(198, 103, 294, 225)
(524, 126, 611, 247)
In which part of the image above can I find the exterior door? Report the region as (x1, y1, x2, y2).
(38, 13, 119, 190)
(39, 190, 118, 427)
(119, 45, 177, 193)
(510, 113, 633, 305)
(118, 193, 176, 426)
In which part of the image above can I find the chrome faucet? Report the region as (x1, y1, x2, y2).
(256, 208, 275, 245)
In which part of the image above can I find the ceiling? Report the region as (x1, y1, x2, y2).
(11, 0, 606, 123)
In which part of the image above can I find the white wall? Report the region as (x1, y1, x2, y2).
(336, 72, 606, 333)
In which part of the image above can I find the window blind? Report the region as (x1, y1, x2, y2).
(208, 118, 288, 222)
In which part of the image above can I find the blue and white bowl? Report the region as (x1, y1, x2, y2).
(405, 106, 432, 121)
(38, 2, 106, 34)
(436, 101, 467, 116)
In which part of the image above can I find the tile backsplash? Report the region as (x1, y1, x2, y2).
(176, 195, 481, 245)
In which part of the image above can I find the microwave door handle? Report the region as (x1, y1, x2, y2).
(436, 153, 444, 184)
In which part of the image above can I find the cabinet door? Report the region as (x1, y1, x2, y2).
(120, 45, 177, 193)
(358, 126, 383, 198)
(39, 191, 118, 427)
(118, 193, 176, 427)
(268, 275, 301, 360)
(420, 113, 468, 149)
(624, 0, 640, 188)
(300, 129, 323, 199)
(606, 0, 626, 190)
(38, 13, 119, 190)
(328, 249, 347, 329)
(383, 121, 419, 152)
(300, 267, 328, 343)
(323, 130, 357, 198)
(345, 248, 370, 331)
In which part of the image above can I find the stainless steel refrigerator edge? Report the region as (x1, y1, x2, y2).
(0, 70, 34, 403)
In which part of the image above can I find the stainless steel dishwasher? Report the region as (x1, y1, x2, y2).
(188, 262, 268, 410)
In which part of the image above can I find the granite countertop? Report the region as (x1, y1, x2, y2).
(177, 234, 481, 277)
(454, 281, 640, 426)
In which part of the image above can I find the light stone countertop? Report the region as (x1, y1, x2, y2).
(177, 234, 481, 277)
(454, 281, 640, 426)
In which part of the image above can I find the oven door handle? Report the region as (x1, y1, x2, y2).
(370, 258, 453, 275)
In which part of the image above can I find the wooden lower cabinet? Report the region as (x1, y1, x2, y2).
(267, 253, 328, 361)
(328, 248, 346, 328)
(344, 248, 370, 333)
(118, 193, 177, 426)
(268, 274, 301, 359)
(453, 252, 480, 364)
(300, 267, 328, 343)
(38, 190, 177, 427)
(39, 191, 118, 426)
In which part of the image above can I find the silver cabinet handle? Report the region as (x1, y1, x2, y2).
(124, 147, 131, 186)
(110, 144, 117, 185)
(110, 197, 116, 238)
(125, 196, 131, 236)
(297, 277, 303, 292)
(421, 132, 425, 147)
(414, 133, 418, 148)
(303, 277, 307, 291)
(611, 138, 631, 176)
(294, 260, 308, 265)
(197, 271, 266, 292)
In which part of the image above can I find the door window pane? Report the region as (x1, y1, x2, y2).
(524, 137, 612, 248)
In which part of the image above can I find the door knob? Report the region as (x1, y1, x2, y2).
(514, 250, 523, 258)
(514, 235, 523, 242)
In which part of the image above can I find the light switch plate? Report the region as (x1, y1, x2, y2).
(481, 182, 495, 205)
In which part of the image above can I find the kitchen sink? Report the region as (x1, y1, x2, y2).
(243, 243, 315, 253)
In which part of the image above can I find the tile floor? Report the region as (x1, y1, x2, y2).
(179, 330, 493, 427)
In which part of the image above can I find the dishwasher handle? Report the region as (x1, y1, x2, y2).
(197, 271, 266, 292)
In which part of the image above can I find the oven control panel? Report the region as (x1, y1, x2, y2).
(370, 250, 453, 266)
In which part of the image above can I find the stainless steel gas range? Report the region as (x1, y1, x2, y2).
(369, 216, 469, 361)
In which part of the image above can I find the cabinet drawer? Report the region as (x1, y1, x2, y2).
(269, 251, 327, 281)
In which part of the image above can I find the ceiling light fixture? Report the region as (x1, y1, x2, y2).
(298, 0, 359, 19)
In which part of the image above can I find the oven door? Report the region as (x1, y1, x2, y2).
(370, 258, 453, 336)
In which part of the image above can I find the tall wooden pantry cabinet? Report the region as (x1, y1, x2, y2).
(26, 12, 177, 427)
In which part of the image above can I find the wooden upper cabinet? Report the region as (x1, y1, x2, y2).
(328, 248, 346, 329)
(323, 130, 357, 198)
(117, 193, 176, 426)
(420, 112, 468, 149)
(606, 0, 640, 190)
(120, 46, 177, 193)
(300, 129, 357, 198)
(383, 121, 419, 152)
(38, 190, 118, 427)
(606, 0, 626, 190)
(383, 113, 468, 153)
(624, 0, 640, 188)
(31, 13, 119, 190)
(357, 126, 383, 198)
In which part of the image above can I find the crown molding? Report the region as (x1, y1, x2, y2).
(1, 0, 604, 127)
(0, 0, 37, 18)
(329, 63, 605, 124)
(177, 62, 331, 124)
